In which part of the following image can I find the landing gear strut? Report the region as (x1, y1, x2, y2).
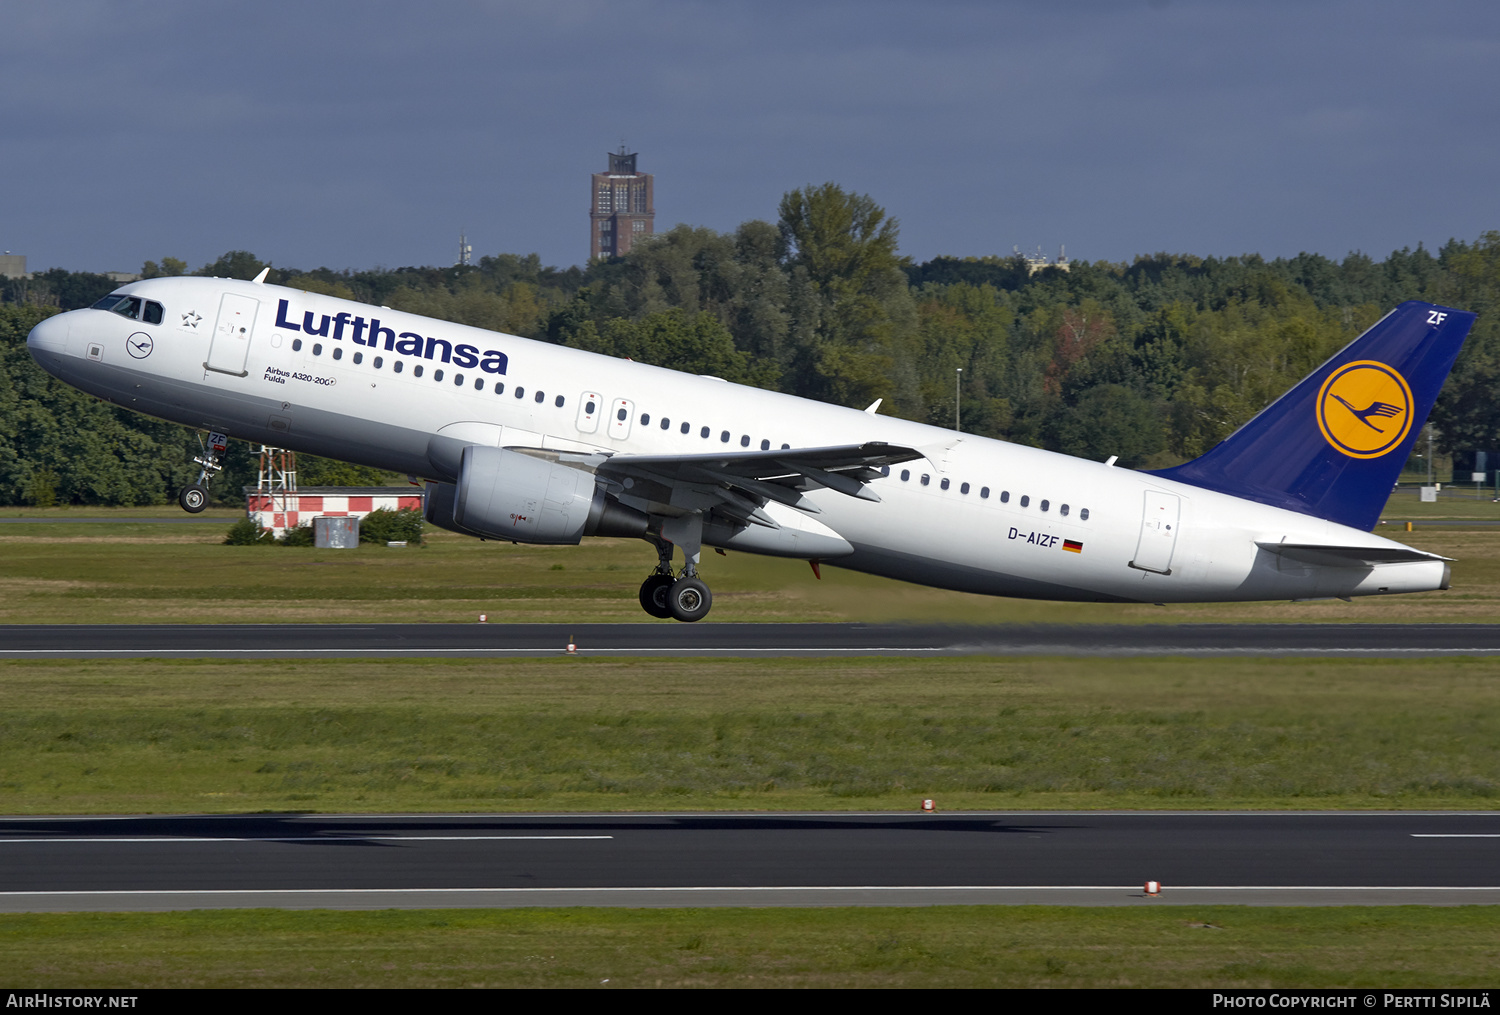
(179, 431, 228, 514)
(638, 525, 714, 622)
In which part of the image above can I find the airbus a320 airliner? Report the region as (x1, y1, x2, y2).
(26, 271, 1475, 621)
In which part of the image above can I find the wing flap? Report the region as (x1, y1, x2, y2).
(596, 441, 920, 510)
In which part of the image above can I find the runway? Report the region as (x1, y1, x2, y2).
(1, 811, 1496, 911)
(5, 622, 1500, 658)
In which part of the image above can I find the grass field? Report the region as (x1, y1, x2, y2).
(2, 655, 1497, 813)
(2, 493, 1500, 624)
(3, 906, 1498, 988)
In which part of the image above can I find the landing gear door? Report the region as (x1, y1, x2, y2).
(206, 293, 258, 377)
(1130, 490, 1180, 575)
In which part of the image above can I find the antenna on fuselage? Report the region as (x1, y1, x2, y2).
(251, 267, 269, 284)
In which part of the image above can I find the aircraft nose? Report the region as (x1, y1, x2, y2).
(26, 312, 72, 356)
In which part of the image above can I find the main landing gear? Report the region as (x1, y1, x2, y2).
(178, 431, 228, 514)
(638, 533, 714, 622)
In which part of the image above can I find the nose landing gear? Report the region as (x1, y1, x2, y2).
(178, 431, 229, 514)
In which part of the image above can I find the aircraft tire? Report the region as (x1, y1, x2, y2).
(639, 574, 675, 619)
(178, 485, 209, 513)
(667, 576, 713, 623)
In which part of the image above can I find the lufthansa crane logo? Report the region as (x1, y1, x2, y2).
(1316, 360, 1414, 459)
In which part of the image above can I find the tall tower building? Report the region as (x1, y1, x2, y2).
(590, 147, 654, 260)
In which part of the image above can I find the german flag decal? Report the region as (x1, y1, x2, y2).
(1063, 540, 1083, 553)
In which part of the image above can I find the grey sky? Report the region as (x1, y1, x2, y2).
(3, 0, 1496, 275)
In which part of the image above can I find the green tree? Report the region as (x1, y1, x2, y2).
(777, 184, 917, 411)
(141, 257, 188, 279)
(561, 309, 776, 387)
(196, 251, 268, 281)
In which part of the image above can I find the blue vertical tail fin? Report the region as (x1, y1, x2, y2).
(1147, 301, 1476, 531)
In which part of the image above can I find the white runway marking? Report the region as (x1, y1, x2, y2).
(0, 835, 613, 844)
(1410, 834, 1500, 838)
(1, 884, 1497, 897)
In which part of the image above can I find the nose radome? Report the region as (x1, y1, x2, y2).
(26, 312, 72, 355)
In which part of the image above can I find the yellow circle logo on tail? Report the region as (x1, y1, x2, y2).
(1316, 360, 1414, 459)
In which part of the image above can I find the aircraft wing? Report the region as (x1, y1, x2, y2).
(585, 441, 923, 527)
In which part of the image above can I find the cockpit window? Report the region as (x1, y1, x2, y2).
(92, 294, 164, 325)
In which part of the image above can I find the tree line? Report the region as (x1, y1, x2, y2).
(3, 183, 1498, 506)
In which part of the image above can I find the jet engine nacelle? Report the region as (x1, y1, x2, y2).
(425, 445, 646, 544)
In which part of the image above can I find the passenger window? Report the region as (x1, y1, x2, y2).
(143, 301, 164, 325)
(701, 427, 710, 438)
(680, 422, 690, 434)
(1020, 495, 1030, 507)
(333, 347, 343, 361)
(476, 379, 485, 391)
(980, 486, 990, 498)
(374, 356, 382, 368)
(781, 443, 790, 450)
(900, 470, 910, 481)
(353, 352, 363, 365)
(515, 386, 524, 398)
(921, 474, 930, 486)
(940, 478, 950, 491)
(394, 361, 403, 374)
(413, 364, 423, 377)
(312, 344, 322, 356)
(618, 407, 628, 421)
(1040, 500, 1050, 512)
(661, 418, 670, 430)
(555, 395, 565, 407)
(740, 435, 750, 447)
(720, 431, 730, 443)
(960, 482, 970, 494)
(494, 382, 504, 394)
(1080, 508, 1090, 521)
(1060, 504, 1069, 517)
(1000, 491, 1009, 503)
(535, 391, 544, 403)
(641, 413, 651, 425)
(292, 339, 303, 352)
(431, 367, 442, 381)
(453, 373, 463, 385)
(760, 439, 770, 450)
(586, 400, 597, 414)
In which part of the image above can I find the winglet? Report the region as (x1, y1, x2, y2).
(1148, 301, 1475, 531)
(251, 267, 270, 284)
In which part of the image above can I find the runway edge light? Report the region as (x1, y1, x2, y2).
(921, 799, 935, 812)
(1145, 880, 1161, 896)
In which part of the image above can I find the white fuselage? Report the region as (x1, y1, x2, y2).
(26, 276, 1448, 604)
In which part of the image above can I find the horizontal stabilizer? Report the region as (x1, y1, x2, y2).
(1256, 541, 1450, 568)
